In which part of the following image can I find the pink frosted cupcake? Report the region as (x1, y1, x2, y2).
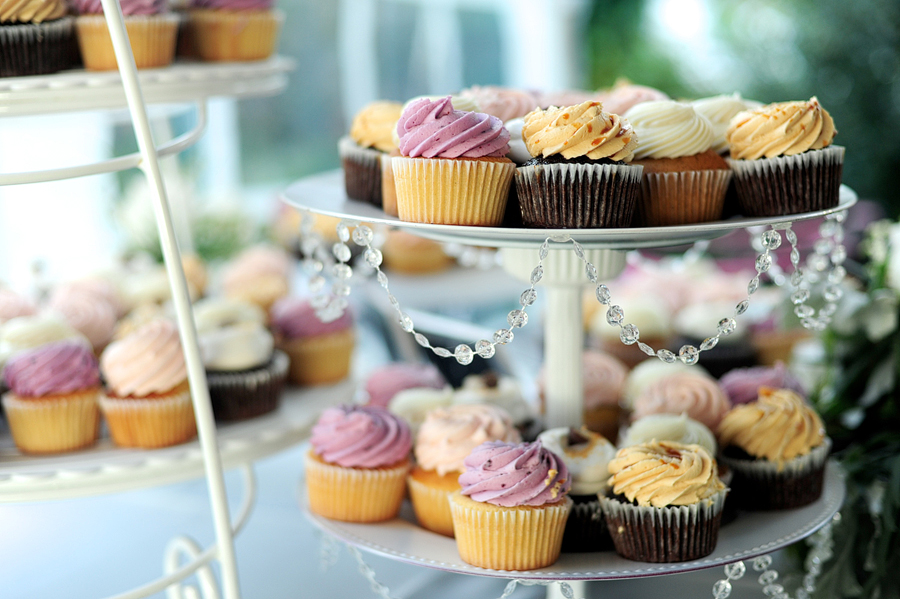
(601, 82, 670, 116)
(363, 361, 446, 408)
(2, 341, 101, 454)
(458, 85, 539, 122)
(631, 370, 731, 431)
(47, 285, 118, 356)
(99, 319, 196, 448)
(719, 362, 805, 405)
(0, 289, 36, 324)
(188, 0, 283, 61)
(221, 244, 291, 314)
(305, 404, 412, 522)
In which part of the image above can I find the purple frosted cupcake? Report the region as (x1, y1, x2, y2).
(719, 361, 805, 405)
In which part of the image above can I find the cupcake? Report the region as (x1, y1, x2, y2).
(2, 341, 100, 454)
(112, 303, 168, 341)
(99, 319, 197, 448)
(691, 93, 763, 156)
(47, 285, 118, 356)
(717, 387, 830, 510)
(72, 0, 179, 71)
(718, 361, 805, 405)
(620, 413, 717, 457)
(381, 230, 454, 274)
(304, 404, 412, 522)
(600, 82, 669, 115)
(339, 101, 404, 207)
(726, 97, 842, 217)
(535, 89, 607, 110)
(631, 370, 731, 431)
(450, 440, 572, 570)
(408, 404, 520, 537)
(458, 85, 538, 122)
(270, 297, 354, 386)
(362, 361, 446, 408)
(515, 101, 642, 228)
(194, 298, 288, 421)
(387, 385, 453, 435)
(538, 427, 616, 552)
(188, 0, 283, 61)
(392, 96, 515, 226)
(0, 0, 77, 77)
(600, 440, 727, 562)
(621, 358, 701, 411)
(0, 288, 37, 324)
(221, 244, 291, 314)
(625, 100, 732, 226)
(453, 372, 537, 440)
(672, 301, 759, 378)
(0, 314, 89, 371)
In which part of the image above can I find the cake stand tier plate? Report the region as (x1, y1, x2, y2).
(281, 170, 858, 250)
(301, 461, 844, 581)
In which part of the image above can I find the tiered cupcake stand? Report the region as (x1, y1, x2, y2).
(281, 170, 854, 597)
(0, 3, 306, 597)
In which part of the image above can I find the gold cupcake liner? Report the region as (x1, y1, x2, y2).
(76, 14, 179, 71)
(2, 388, 100, 454)
(392, 156, 515, 226)
(189, 9, 283, 62)
(277, 328, 354, 386)
(449, 492, 572, 571)
(304, 451, 410, 522)
(636, 169, 732, 226)
(99, 385, 197, 449)
(407, 470, 460, 537)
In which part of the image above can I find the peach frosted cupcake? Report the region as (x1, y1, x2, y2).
(408, 404, 520, 537)
(339, 100, 404, 207)
(47, 284, 118, 356)
(221, 244, 291, 314)
(99, 319, 196, 448)
(631, 370, 731, 431)
(305, 404, 412, 522)
(2, 341, 101, 454)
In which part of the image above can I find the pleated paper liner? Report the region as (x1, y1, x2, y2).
(634, 168, 732, 226)
(75, 14, 179, 71)
(276, 328, 354, 386)
(561, 495, 612, 553)
(339, 136, 383, 207)
(514, 162, 643, 228)
(449, 493, 572, 571)
(392, 156, 515, 226)
(726, 145, 844, 217)
(2, 388, 100, 454)
(99, 382, 197, 449)
(600, 489, 727, 563)
(380, 152, 400, 216)
(189, 9, 283, 62)
(304, 451, 410, 522)
(206, 350, 288, 421)
(0, 17, 79, 78)
(407, 467, 461, 537)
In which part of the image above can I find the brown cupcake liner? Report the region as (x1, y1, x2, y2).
(635, 168, 732, 226)
(719, 439, 831, 510)
(206, 350, 288, 421)
(76, 14, 179, 71)
(189, 9, 283, 62)
(392, 156, 515, 226)
(600, 489, 726, 563)
(340, 136, 383, 206)
(0, 17, 78, 78)
(726, 146, 844, 217)
(99, 385, 197, 449)
(2, 388, 100, 454)
(561, 495, 611, 553)
(515, 162, 643, 228)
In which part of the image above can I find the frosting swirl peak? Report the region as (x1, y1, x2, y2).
(0, 0, 65, 22)
(726, 97, 836, 160)
(625, 100, 715, 160)
(100, 319, 187, 397)
(310, 405, 411, 468)
(350, 101, 404, 153)
(522, 101, 638, 162)
(396, 96, 510, 159)
(632, 371, 731, 430)
(415, 404, 520, 475)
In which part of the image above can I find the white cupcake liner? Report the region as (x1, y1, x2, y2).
(2, 389, 100, 454)
(339, 136, 383, 205)
(99, 387, 197, 448)
(636, 168, 732, 226)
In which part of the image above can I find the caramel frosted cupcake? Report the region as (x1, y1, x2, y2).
(600, 440, 727, 562)
(305, 405, 412, 522)
(726, 97, 842, 216)
(516, 101, 642, 228)
(392, 96, 515, 226)
(717, 387, 830, 509)
(408, 404, 520, 537)
(631, 370, 731, 431)
(339, 100, 404, 207)
(625, 100, 732, 225)
(450, 440, 572, 570)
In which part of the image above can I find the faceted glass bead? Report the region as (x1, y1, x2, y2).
(301, 235, 321, 256)
(808, 253, 829, 272)
(833, 211, 846, 223)
(415, 333, 430, 348)
(758, 570, 779, 585)
(824, 285, 843, 302)
(755, 253, 772, 273)
(790, 248, 801, 266)
(398, 313, 414, 332)
(762, 230, 782, 250)
(828, 265, 847, 284)
(365, 247, 383, 268)
(748, 277, 760, 295)
(796, 589, 810, 599)
(819, 220, 837, 238)
(377, 271, 389, 288)
(300, 213, 315, 233)
(559, 583, 574, 599)
(352, 225, 374, 246)
(475, 339, 495, 359)
(803, 574, 817, 590)
(679, 345, 700, 365)
(814, 238, 833, 256)
(336, 223, 350, 243)
(701, 337, 719, 351)
(309, 275, 326, 293)
(539, 240, 549, 260)
(596, 284, 612, 305)
(332, 297, 349, 311)
(791, 288, 810, 304)
(455, 344, 474, 365)
(786, 228, 798, 246)
(433, 347, 452, 358)
(493, 329, 514, 344)
(573, 241, 585, 259)
(302, 258, 323, 275)
(795, 305, 815, 318)
(820, 302, 838, 317)
(657, 349, 677, 363)
(718, 318, 737, 336)
(712, 580, 732, 599)
(735, 299, 750, 315)
(333, 263, 352, 279)
(763, 584, 784, 597)
(332, 242, 352, 262)
(388, 293, 399, 308)
(753, 555, 773, 571)
(724, 561, 746, 579)
(638, 342, 655, 356)
(331, 282, 351, 297)
(310, 294, 329, 309)
(831, 245, 847, 265)
(508, 309, 528, 328)
(520, 289, 537, 307)
(791, 270, 804, 286)
(620, 324, 639, 345)
(531, 266, 544, 285)
(585, 263, 598, 283)
(606, 305, 624, 326)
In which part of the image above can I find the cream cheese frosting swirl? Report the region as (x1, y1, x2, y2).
(624, 100, 715, 160)
(396, 96, 510, 159)
(726, 97, 836, 160)
(350, 101, 404, 153)
(607, 440, 725, 507)
(522, 101, 638, 162)
(0, 0, 66, 23)
(100, 319, 187, 397)
(631, 371, 731, 430)
(620, 413, 717, 457)
(415, 404, 520, 475)
(691, 93, 762, 154)
(310, 404, 412, 468)
(717, 387, 825, 465)
(538, 427, 616, 495)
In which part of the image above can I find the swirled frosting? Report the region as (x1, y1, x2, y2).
(726, 97, 837, 160)
(458, 85, 539, 122)
(350, 101, 404, 153)
(0, 289, 36, 324)
(522, 101, 638, 162)
(270, 297, 353, 339)
(194, 298, 271, 371)
(537, 427, 616, 495)
(458, 440, 571, 507)
(0, 0, 65, 23)
(620, 413, 717, 457)
(396, 96, 510, 159)
(601, 83, 670, 116)
(100, 319, 187, 397)
(622, 359, 701, 409)
(540, 350, 628, 410)
(536, 89, 607, 110)
(221, 245, 291, 296)
(310, 404, 412, 468)
(70, 0, 166, 16)
(48, 288, 117, 351)
(192, 0, 274, 10)
(718, 387, 825, 465)
(0, 315, 89, 369)
(3, 341, 100, 397)
(691, 93, 762, 154)
(624, 101, 715, 160)
(415, 404, 521, 475)
(719, 361, 806, 405)
(453, 372, 534, 425)
(608, 441, 725, 507)
(364, 362, 446, 408)
(632, 371, 731, 430)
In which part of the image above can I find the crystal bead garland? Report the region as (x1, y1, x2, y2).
(498, 580, 579, 599)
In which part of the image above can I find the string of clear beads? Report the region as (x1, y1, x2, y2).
(498, 580, 577, 599)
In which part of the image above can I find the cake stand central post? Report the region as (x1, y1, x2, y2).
(501, 247, 627, 430)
